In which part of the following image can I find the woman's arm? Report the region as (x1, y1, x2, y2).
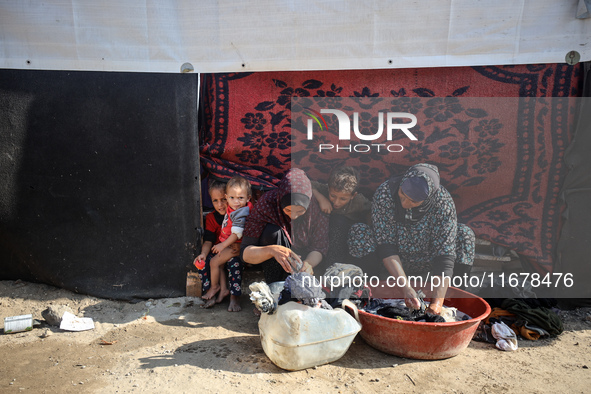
(426, 281, 448, 315)
(383, 254, 421, 310)
(299, 250, 323, 274)
(426, 189, 457, 314)
(242, 244, 293, 273)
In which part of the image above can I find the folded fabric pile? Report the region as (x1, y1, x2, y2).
(474, 297, 563, 348)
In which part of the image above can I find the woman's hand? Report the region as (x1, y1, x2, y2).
(301, 261, 314, 275)
(426, 298, 443, 315)
(427, 275, 448, 315)
(403, 286, 421, 310)
(383, 255, 420, 309)
(267, 245, 295, 274)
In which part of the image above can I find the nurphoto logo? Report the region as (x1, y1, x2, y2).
(304, 107, 418, 153)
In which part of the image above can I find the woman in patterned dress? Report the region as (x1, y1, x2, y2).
(349, 163, 474, 315)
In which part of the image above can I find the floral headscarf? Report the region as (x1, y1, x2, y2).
(243, 168, 313, 244)
(389, 163, 441, 223)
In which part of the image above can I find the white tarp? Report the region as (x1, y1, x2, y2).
(0, 0, 589, 73)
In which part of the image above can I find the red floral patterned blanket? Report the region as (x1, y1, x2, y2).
(199, 65, 583, 271)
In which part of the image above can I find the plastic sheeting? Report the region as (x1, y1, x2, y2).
(556, 64, 591, 301)
(1, 0, 590, 74)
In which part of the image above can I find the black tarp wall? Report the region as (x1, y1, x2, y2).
(0, 69, 201, 300)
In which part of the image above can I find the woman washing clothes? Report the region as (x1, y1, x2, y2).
(349, 163, 475, 315)
(240, 168, 329, 283)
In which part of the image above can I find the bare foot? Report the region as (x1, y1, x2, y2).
(202, 285, 220, 301)
(216, 288, 230, 304)
(228, 295, 241, 312)
(201, 297, 216, 309)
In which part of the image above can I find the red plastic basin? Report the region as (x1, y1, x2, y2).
(347, 283, 491, 360)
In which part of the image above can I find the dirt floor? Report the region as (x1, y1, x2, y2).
(1, 270, 591, 394)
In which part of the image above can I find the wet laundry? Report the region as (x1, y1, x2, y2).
(364, 298, 469, 323)
(377, 305, 446, 323)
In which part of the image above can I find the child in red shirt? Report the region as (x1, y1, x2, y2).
(195, 180, 227, 266)
(201, 176, 252, 311)
(193, 180, 228, 303)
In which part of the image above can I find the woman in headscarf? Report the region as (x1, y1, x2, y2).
(349, 163, 475, 315)
(240, 168, 329, 284)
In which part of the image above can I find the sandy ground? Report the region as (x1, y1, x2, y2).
(1, 270, 591, 394)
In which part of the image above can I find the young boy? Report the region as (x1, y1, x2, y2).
(311, 166, 371, 271)
(194, 179, 227, 304)
(201, 176, 253, 311)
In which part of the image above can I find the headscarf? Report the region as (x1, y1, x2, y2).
(243, 168, 313, 244)
(400, 176, 429, 202)
(388, 163, 441, 223)
(292, 188, 328, 256)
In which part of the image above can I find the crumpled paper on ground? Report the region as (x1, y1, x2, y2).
(60, 311, 95, 331)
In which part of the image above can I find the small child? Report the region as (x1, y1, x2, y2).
(201, 176, 253, 311)
(311, 166, 371, 271)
